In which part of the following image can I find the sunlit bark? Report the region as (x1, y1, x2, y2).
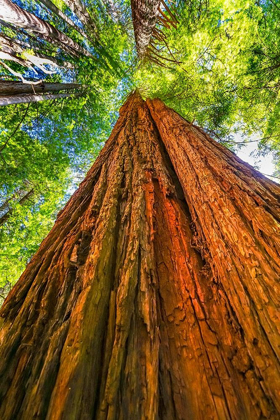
(0, 33, 74, 68)
(0, 92, 279, 419)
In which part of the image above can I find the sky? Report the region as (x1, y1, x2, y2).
(233, 138, 278, 183)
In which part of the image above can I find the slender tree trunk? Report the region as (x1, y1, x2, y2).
(62, 0, 98, 35)
(0, 20, 64, 56)
(0, 33, 74, 68)
(39, 0, 90, 40)
(0, 91, 81, 106)
(0, 92, 280, 420)
(102, 0, 123, 23)
(0, 92, 78, 106)
(0, 0, 92, 57)
(0, 81, 81, 96)
(0, 180, 32, 213)
(0, 48, 59, 79)
(0, 189, 34, 226)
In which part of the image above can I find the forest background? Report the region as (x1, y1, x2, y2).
(0, 0, 280, 303)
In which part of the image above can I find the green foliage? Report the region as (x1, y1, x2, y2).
(135, 0, 280, 160)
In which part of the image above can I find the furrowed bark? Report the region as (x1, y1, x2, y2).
(0, 91, 81, 106)
(0, 92, 280, 420)
(131, 0, 178, 60)
(0, 0, 93, 58)
(131, 0, 161, 58)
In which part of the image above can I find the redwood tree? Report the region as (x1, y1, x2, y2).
(0, 92, 280, 420)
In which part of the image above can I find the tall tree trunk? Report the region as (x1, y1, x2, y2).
(0, 0, 92, 58)
(131, 0, 179, 62)
(0, 91, 81, 106)
(0, 92, 280, 420)
(0, 33, 58, 67)
(39, 0, 90, 41)
(0, 81, 81, 96)
(0, 188, 34, 226)
(131, 0, 161, 58)
(62, 0, 98, 36)
(0, 20, 65, 57)
(0, 33, 74, 68)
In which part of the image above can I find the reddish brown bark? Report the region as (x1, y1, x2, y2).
(0, 92, 280, 419)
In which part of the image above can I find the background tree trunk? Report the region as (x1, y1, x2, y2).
(62, 0, 98, 36)
(0, 0, 92, 57)
(0, 188, 34, 226)
(39, 0, 90, 41)
(0, 92, 279, 420)
(0, 81, 81, 96)
(131, 0, 161, 58)
(0, 91, 81, 106)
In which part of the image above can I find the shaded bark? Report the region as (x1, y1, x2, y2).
(0, 0, 92, 57)
(0, 92, 280, 419)
(0, 91, 81, 106)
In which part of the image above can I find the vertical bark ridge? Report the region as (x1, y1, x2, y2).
(0, 92, 279, 419)
(147, 97, 280, 417)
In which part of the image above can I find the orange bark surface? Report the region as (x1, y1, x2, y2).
(0, 92, 280, 419)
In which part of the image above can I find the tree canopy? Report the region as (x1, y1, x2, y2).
(0, 0, 280, 301)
